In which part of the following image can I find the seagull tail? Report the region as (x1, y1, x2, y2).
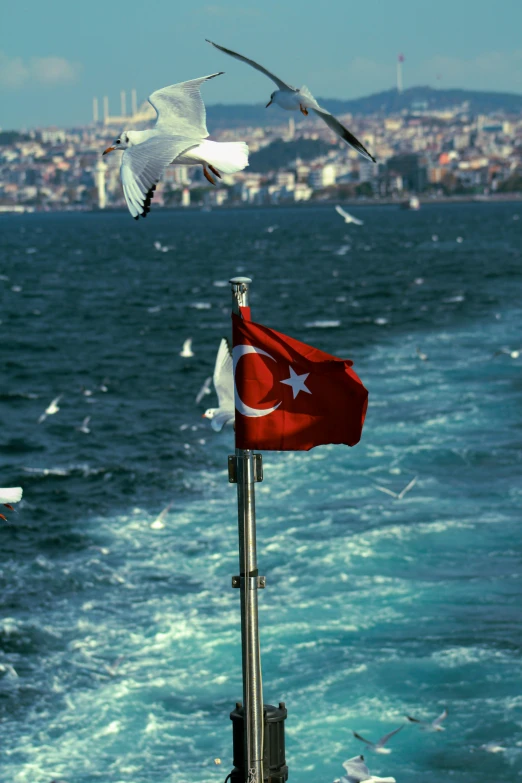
(199, 140, 249, 174)
(0, 487, 23, 505)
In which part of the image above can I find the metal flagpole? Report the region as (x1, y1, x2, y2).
(229, 277, 264, 783)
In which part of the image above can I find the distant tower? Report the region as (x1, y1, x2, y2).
(131, 88, 138, 116)
(93, 97, 99, 124)
(397, 54, 404, 94)
(103, 96, 109, 124)
(94, 159, 107, 209)
(287, 116, 295, 140)
(120, 90, 127, 117)
(182, 187, 191, 207)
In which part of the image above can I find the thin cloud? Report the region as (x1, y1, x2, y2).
(0, 52, 81, 90)
(200, 4, 261, 17)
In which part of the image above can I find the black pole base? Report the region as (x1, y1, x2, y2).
(230, 702, 289, 783)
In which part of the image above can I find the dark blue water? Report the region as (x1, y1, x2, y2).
(1, 203, 521, 783)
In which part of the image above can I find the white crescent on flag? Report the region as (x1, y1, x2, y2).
(233, 344, 282, 417)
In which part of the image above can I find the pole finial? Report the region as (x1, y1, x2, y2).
(230, 277, 252, 315)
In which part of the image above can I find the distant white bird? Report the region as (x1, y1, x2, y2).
(195, 375, 213, 404)
(335, 205, 364, 225)
(416, 347, 428, 361)
(202, 338, 234, 432)
(338, 755, 396, 783)
(76, 416, 91, 434)
(0, 487, 23, 521)
(353, 726, 403, 754)
(103, 72, 249, 219)
(153, 240, 169, 253)
(480, 742, 506, 753)
(375, 476, 418, 500)
(38, 395, 62, 424)
(493, 347, 520, 359)
(206, 40, 376, 163)
(151, 502, 172, 530)
(406, 709, 447, 732)
(180, 338, 194, 358)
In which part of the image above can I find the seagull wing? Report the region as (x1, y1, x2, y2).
(0, 487, 23, 505)
(120, 136, 196, 219)
(353, 732, 375, 748)
(432, 709, 448, 727)
(206, 40, 296, 92)
(335, 205, 349, 220)
(375, 486, 399, 498)
(311, 108, 376, 163)
(213, 338, 234, 409)
(376, 725, 403, 747)
(183, 338, 192, 353)
(405, 715, 426, 725)
(398, 476, 418, 499)
(211, 410, 235, 432)
(195, 376, 212, 404)
(342, 756, 371, 782)
(149, 73, 223, 137)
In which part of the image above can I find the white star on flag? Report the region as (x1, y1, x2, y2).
(280, 366, 312, 399)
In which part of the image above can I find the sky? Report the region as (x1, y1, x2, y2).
(1, 0, 522, 129)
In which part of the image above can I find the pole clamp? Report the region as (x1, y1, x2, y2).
(231, 575, 266, 589)
(228, 454, 263, 483)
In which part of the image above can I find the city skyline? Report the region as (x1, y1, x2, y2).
(2, 0, 522, 129)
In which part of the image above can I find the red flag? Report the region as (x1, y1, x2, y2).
(232, 312, 368, 451)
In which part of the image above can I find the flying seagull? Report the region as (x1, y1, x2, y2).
(76, 416, 91, 434)
(406, 709, 448, 731)
(202, 338, 234, 431)
(0, 487, 23, 521)
(180, 338, 194, 358)
(338, 755, 396, 783)
(195, 375, 212, 404)
(353, 726, 403, 754)
(335, 205, 364, 225)
(38, 395, 62, 424)
(206, 40, 376, 163)
(375, 476, 418, 500)
(103, 73, 249, 219)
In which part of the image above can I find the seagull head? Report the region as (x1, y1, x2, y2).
(266, 92, 275, 108)
(103, 131, 131, 155)
(202, 408, 217, 420)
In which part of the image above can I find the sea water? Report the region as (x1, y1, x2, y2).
(1, 203, 521, 783)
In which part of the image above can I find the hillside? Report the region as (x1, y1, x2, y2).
(206, 86, 522, 129)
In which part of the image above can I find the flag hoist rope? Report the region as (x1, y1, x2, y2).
(230, 277, 264, 783)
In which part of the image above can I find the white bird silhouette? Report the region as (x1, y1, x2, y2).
(151, 502, 172, 530)
(406, 709, 447, 731)
(375, 476, 418, 500)
(337, 755, 396, 783)
(38, 395, 62, 424)
(202, 338, 234, 432)
(353, 726, 403, 755)
(180, 338, 194, 358)
(416, 347, 428, 361)
(206, 40, 375, 163)
(103, 72, 249, 219)
(0, 487, 23, 521)
(480, 741, 506, 753)
(195, 375, 212, 404)
(76, 416, 91, 434)
(335, 205, 364, 225)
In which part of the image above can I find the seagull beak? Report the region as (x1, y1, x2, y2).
(103, 146, 115, 156)
(265, 99, 272, 108)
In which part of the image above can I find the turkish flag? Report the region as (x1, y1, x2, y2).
(232, 312, 368, 451)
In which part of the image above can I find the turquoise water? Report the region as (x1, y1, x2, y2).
(1, 203, 521, 782)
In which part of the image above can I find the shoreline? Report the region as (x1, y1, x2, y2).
(1, 192, 521, 216)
